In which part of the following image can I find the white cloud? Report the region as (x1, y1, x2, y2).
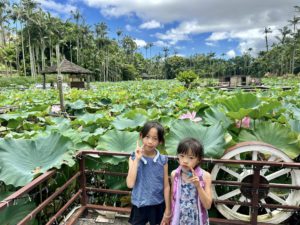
(226, 50, 236, 58)
(36, 0, 76, 16)
(125, 24, 134, 32)
(205, 42, 216, 47)
(206, 26, 280, 55)
(139, 20, 162, 29)
(154, 40, 170, 47)
(81, 0, 298, 53)
(134, 39, 147, 48)
(207, 32, 229, 42)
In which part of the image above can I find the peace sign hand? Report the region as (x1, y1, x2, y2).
(189, 167, 201, 188)
(135, 139, 144, 160)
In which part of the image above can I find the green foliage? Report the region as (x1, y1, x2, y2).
(165, 120, 226, 158)
(164, 56, 187, 79)
(0, 75, 58, 88)
(0, 192, 36, 225)
(121, 64, 139, 80)
(0, 78, 300, 187)
(0, 132, 74, 186)
(176, 70, 198, 88)
(239, 121, 299, 159)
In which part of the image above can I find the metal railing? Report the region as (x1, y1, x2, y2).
(1, 149, 300, 225)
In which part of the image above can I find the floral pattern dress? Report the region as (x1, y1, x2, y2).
(179, 181, 200, 225)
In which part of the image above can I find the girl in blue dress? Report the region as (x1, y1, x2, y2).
(171, 138, 212, 225)
(127, 121, 171, 225)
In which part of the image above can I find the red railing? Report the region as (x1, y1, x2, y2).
(1, 150, 300, 225)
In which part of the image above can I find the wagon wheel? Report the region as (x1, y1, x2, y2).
(211, 141, 300, 223)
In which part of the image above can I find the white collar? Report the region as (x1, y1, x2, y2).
(141, 149, 160, 164)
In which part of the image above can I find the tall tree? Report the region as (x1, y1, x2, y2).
(71, 9, 82, 64)
(0, 0, 10, 46)
(264, 27, 272, 52)
(288, 16, 300, 73)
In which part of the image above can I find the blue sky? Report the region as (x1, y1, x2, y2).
(37, 0, 299, 58)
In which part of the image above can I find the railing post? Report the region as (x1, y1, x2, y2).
(79, 155, 87, 206)
(251, 165, 261, 225)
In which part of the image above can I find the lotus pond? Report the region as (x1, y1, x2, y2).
(0, 78, 300, 223)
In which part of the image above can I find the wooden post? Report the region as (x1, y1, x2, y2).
(42, 74, 46, 89)
(86, 74, 90, 89)
(55, 44, 65, 112)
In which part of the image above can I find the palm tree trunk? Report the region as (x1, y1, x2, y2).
(21, 26, 26, 76)
(69, 41, 72, 62)
(50, 37, 53, 66)
(76, 36, 79, 63)
(28, 33, 36, 77)
(35, 45, 40, 74)
(0, 23, 6, 46)
(41, 40, 45, 71)
(291, 46, 296, 74)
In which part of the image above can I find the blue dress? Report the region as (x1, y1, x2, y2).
(179, 181, 200, 225)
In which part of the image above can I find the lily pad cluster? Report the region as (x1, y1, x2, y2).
(0, 79, 299, 188)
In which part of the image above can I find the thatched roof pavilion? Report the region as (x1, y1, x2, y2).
(40, 59, 93, 89)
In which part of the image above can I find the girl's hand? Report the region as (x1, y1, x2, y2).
(189, 167, 201, 189)
(160, 212, 171, 225)
(135, 139, 144, 160)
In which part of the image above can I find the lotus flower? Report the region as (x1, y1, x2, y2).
(179, 111, 202, 123)
(51, 105, 61, 114)
(236, 116, 250, 128)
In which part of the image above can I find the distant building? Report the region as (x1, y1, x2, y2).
(141, 73, 158, 79)
(219, 75, 260, 87)
(41, 59, 93, 89)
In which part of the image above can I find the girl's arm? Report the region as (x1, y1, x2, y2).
(126, 140, 143, 188)
(161, 163, 171, 225)
(126, 157, 140, 188)
(196, 171, 213, 209)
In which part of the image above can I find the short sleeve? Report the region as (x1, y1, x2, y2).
(161, 155, 168, 165)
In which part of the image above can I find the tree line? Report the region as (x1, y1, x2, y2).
(0, 0, 299, 81)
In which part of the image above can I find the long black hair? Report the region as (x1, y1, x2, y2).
(140, 121, 165, 143)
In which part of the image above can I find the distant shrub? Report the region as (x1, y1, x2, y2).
(0, 75, 58, 88)
(176, 70, 198, 88)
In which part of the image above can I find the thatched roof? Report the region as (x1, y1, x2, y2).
(41, 59, 92, 75)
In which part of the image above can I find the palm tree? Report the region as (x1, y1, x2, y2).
(148, 42, 153, 58)
(0, 0, 9, 46)
(116, 28, 122, 45)
(264, 27, 272, 52)
(71, 9, 82, 64)
(95, 22, 109, 81)
(144, 44, 149, 58)
(162, 47, 169, 79)
(275, 26, 291, 75)
(163, 47, 169, 58)
(288, 16, 300, 74)
(22, 0, 39, 78)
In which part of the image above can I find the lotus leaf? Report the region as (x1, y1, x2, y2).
(203, 106, 232, 128)
(97, 129, 139, 153)
(165, 120, 226, 158)
(110, 104, 125, 113)
(75, 113, 104, 125)
(239, 121, 300, 159)
(0, 192, 36, 224)
(221, 93, 259, 120)
(289, 119, 300, 133)
(112, 114, 147, 130)
(66, 100, 86, 110)
(0, 132, 74, 187)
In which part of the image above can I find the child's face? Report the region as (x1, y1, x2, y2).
(177, 149, 200, 171)
(141, 128, 161, 152)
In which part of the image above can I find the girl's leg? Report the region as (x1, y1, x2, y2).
(128, 205, 148, 225)
(148, 202, 165, 225)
